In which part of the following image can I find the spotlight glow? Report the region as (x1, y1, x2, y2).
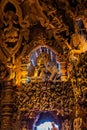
(37, 121, 59, 130)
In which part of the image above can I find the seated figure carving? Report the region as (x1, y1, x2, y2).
(28, 52, 61, 82)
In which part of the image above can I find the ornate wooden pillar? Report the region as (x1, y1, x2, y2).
(1, 81, 13, 130)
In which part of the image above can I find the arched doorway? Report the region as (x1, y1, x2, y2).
(33, 111, 59, 130)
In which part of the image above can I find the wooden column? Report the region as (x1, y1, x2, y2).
(1, 81, 13, 130)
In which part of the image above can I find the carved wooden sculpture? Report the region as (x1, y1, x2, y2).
(0, 0, 87, 130)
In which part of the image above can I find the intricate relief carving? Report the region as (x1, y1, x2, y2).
(0, 1, 21, 57)
(27, 51, 61, 82)
(3, 11, 21, 56)
(61, 119, 71, 130)
(0, 0, 30, 60)
(65, 33, 87, 62)
(73, 113, 82, 130)
(0, 0, 87, 129)
(0, 61, 9, 81)
(70, 51, 87, 104)
(16, 81, 74, 119)
(20, 15, 30, 43)
(37, 1, 69, 41)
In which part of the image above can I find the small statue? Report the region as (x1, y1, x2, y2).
(22, 121, 27, 130)
(51, 122, 59, 130)
(34, 52, 49, 79)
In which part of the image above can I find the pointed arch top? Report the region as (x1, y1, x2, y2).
(0, 0, 22, 19)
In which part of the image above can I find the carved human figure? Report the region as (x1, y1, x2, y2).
(20, 15, 30, 42)
(51, 122, 59, 130)
(30, 52, 61, 82)
(61, 122, 65, 130)
(3, 11, 19, 48)
(34, 52, 49, 79)
(65, 120, 71, 130)
(46, 62, 61, 81)
(6, 57, 16, 80)
(73, 114, 82, 130)
(34, 60, 45, 78)
(61, 120, 71, 130)
(67, 62, 73, 79)
(49, 65, 61, 80)
(65, 33, 87, 61)
(22, 121, 27, 130)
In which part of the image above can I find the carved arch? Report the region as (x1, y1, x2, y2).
(33, 111, 58, 130)
(1, 0, 22, 19)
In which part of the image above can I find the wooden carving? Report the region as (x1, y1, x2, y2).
(0, 0, 87, 130)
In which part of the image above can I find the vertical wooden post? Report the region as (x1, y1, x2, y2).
(1, 81, 13, 130)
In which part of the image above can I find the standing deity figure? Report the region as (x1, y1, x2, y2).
(73, 114, 82, 130)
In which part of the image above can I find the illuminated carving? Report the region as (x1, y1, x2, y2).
(65, 32, 87, 62)
(0, 0, 87, 129)
(27, 48, 61, 82)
